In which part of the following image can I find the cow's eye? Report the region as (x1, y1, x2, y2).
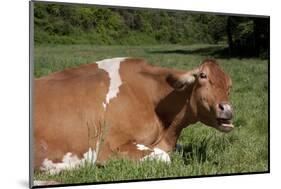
(199, 72, 207, 79)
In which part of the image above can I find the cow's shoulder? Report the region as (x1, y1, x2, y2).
(119, 58, 150, 73)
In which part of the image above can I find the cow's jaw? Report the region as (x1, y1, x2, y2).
(216, 118, 234, 133)
(192, 106, 234, 133)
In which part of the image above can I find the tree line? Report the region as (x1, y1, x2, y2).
(34, 2, 269, 57)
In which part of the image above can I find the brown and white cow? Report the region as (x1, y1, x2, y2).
(33, 57, 233, 174)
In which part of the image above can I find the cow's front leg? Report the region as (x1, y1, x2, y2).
(95, 141, 151, 164)
(115, 142, 171, 163)
(115, 142, 153, 160)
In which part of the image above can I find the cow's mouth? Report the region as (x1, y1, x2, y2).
(216, 118, 234, 132)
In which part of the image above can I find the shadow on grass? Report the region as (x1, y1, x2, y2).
(149, 45, 264, 59)
(176, 134, 234, 165)
(176, 140, 209, 165)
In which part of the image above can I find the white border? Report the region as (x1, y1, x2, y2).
(1, 0, 280, 189)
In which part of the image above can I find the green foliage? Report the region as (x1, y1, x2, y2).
(33, 44, 268, 184)
(34, 2, 230, 45)
(226, 17, 269, 58)
(34, 2, 269, 58)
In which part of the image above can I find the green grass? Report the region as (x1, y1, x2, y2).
(33, 44, 268, 184)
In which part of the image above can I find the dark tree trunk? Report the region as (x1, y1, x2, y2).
(253, 18, 261, 57)
(226, 17, 234, 54)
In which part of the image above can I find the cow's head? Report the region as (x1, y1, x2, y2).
(167, 59, 234, 133)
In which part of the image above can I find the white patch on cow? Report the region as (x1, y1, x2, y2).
(96, 57, 127, 109)
(136, 144, 150, 151)
(40, 148, 97, 175)
(141, 147, 171, 163)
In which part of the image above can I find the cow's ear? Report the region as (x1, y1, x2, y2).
(166, 72, 196, 91)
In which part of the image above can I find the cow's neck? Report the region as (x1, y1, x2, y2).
(154, 82, 197, 152)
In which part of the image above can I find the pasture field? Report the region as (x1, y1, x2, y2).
(33, 44, 269, 184)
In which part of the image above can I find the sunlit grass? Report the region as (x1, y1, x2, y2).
(33, 44, 268, 184)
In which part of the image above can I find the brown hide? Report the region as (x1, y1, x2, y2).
(34, 58, 233, 170)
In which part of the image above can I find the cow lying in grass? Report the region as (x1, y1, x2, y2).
(34, 58, 234, 175)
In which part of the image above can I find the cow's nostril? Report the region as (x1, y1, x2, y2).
(218, 103, 225, 111)
(218, 102, 233, 119)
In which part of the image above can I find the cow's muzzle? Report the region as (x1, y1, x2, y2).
(216, 102, 234, 132)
